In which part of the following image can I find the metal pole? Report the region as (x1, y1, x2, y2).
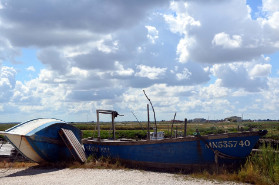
(184, 118, 187, 137)
(147, 104, 150, 140)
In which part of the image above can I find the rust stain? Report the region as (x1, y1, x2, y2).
(196, 140, 203, 161)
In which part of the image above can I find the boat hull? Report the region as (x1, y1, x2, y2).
(83, 131, 264, 168)
(3, 134, 44, 162)
(2, 118, 82, 163)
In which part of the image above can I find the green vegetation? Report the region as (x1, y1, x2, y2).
(0, 123, 16, 140)
(191, 145, 279, 185)
(71, 121, 279, 140)
(82, 130, 147, 140)
(237, 144, 279, 184)
(0, 123, 17, 131)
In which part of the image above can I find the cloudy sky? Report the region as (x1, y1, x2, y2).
(1, 0, 279, 122)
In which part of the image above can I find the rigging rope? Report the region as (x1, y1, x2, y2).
(131, 111, 144, 131)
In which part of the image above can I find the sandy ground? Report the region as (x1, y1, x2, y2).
(0, 168, 246, 185)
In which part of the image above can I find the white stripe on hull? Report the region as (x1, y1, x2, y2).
(5, 134, 44, 163)
(6, 118, 64, 135)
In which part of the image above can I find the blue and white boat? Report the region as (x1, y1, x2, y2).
(0, 118, 84, 163)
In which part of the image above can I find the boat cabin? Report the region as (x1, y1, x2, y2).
(150, 131, 164, 140)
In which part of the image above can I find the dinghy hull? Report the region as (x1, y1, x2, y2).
(2, 118, 83, 163)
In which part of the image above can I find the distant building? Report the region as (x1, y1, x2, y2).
(225, 116, 242, 122)
(193, 118, 207, 123)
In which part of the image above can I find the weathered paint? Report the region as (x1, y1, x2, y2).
(5, 118, 66, 136)
(83, 131, 262, 167)
(59, 128, 87, 163)
(3, 118, 82, 163)
(4, 134, 44, 162)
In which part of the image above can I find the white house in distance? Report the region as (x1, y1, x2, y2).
(225, 116, 242, 122)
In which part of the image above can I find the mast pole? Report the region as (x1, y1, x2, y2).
(147, 104, 150, 140)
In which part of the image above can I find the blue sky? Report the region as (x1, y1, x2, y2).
(1, 0, 279, 122)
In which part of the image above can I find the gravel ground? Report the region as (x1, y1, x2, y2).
(0, 168, 246, 185)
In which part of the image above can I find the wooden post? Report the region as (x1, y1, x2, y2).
(97, 110, 100, 140)
(143, 90, 157, 139)
(184, 118, 187, 137)
(112, 112, 115, 140)
(170, 112, 176, 138)
(147, 104, 150, 140)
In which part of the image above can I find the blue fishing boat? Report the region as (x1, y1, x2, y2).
(83, 130, 267, 168)
(0, 118, 86, 163)
(83, 110, 267, 169)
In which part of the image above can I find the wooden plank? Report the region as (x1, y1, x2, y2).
(59, 128, 87, 163)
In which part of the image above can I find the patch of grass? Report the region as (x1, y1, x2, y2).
(191, 145, 279, 185)
(237, 145, 279, 185)
(0, 123, 17, 131)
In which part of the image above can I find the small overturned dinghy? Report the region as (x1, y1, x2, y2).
(0, 118, 86, 163)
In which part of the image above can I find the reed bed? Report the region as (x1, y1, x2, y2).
(237, 145, 279, 184)
(191, 145, 279, 185)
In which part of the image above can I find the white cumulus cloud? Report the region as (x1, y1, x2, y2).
(176, 68, 192, 80)
(135, 65, 167, 80)
(26, 66, 35, 72)
(0, 66, 16, 102)
(262, 0, 279, 12)
(212, 32, 242, 49)
(145, 26, 159, 44)
(249, 64, 271, 77)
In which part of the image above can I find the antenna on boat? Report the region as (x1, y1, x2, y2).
(143, 90, 157, 138)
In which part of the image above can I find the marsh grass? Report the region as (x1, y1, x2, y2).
(191, 145, 279, 185)
(237, 145, 279, 185)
